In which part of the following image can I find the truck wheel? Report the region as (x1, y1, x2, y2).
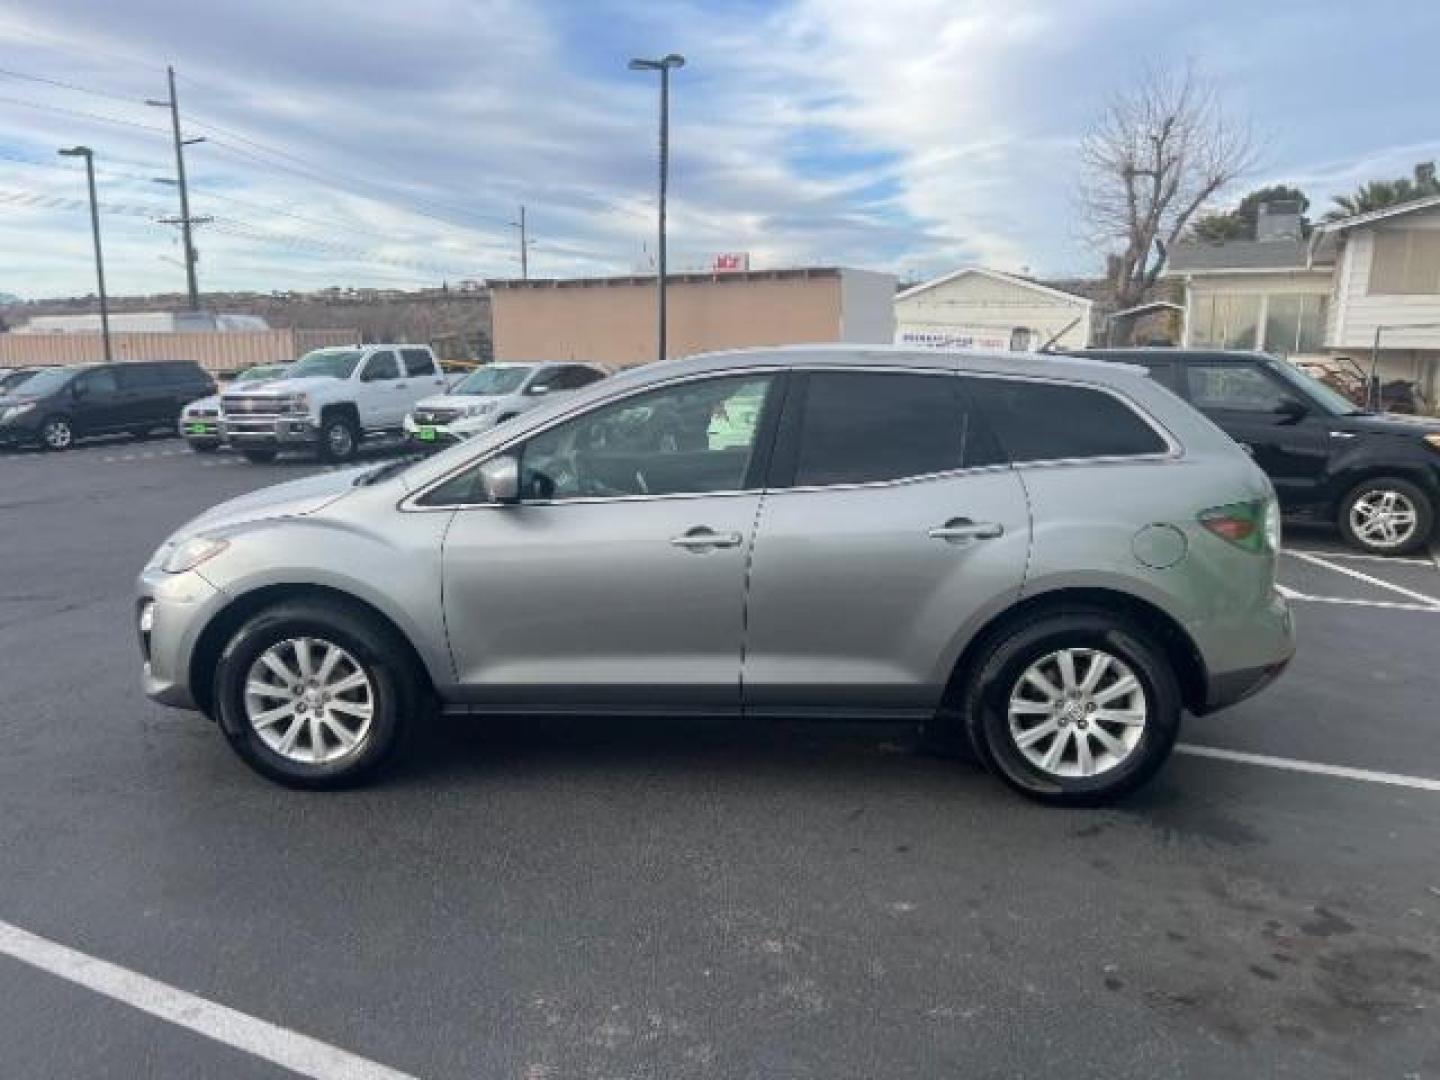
(1338, 477, 1433, 556)
(242, 448, 277, 464)
(319, 414, 358, 463)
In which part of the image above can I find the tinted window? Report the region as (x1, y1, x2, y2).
(77, 369, 119, 396)
(568, 366, 605, 388)
(526, 367, 563, 392)
(967, 378, 1167, 462)
(1184, 364, 1295, 413)
(362, 351, 400, 381)
(518, 375, 774, 500)
(401, 349, 436, 377)
(116, 365, 166, 390)
(788, 371, 999, 487)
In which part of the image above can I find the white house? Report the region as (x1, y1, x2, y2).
(894, 268, 1092, 352)
(1165, 196, 1440, 406)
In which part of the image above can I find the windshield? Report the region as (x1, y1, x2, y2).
(236, 364, 288, 384)
(1269, 360, 1361, 416)
(454, 366, 532, 396)
(0, 369, 36, 391)
(7, 367, 76, 396)
(289, 349, 363, 380)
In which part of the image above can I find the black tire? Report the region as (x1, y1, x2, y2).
(39, 414, 74, 452)
(962, 610, 1181, 806)
(189, 442, 220, 454)
(242, 448, 278, 464)
(1337, 476, 1434, 556)
(318, 412, 359, 463)
(213, 598, 420, 789)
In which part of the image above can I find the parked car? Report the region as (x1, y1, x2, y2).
(181, 363, 293, 453)
(138, 346, 1293, 804)
(0, 360, 215, 452)
(220, 345, 446, 463)
(1069, 348, 1440, 555)
(403, 362, 607, 450)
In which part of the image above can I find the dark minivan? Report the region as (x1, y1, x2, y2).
(1071, 349, 1440, 555)
(0, 361, 215, 452)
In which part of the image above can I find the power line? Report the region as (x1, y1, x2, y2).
(0, 93, 168, 134)
(0, 65, 145, 106)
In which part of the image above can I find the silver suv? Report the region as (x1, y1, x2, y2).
(137, 346, 1294, 805)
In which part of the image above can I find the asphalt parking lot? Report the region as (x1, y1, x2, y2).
(1, 436, 1438, 1079)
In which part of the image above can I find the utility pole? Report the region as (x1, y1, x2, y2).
(58, 146, 112, 363)
(147, 66, 209, 310)
(509, 204, 529, 280)
(628, 53, 685, 362)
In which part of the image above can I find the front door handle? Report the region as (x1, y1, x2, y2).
(928, 518, 1004, 544)
(670, 527, 744, 550)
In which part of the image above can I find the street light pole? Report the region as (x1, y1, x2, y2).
(58, 146, 112, 364)
(628, 53, 685, 363)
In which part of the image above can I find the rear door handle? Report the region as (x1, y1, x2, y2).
(928, 518, 1004, 543)
(670, 527, 744, 550)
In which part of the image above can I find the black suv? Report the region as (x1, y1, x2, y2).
(1071, 349, 1440, 555)
(0, 361, 215, 452)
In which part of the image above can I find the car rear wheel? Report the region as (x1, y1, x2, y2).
(319, 414, 358, 463)
(1338, 477, 1433, 556)
(241, 448, 277, 463)
(213, 599, 419, 788)
(962, 611, 1181, 806)
(40, 415, 74, 451)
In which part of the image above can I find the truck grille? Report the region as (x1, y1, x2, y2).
(222, 395, 281, 416)
(413, 406, 464, 425)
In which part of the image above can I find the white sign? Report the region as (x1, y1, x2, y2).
(897, 326, 1013, 351)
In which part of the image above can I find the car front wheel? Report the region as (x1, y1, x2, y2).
(963, 611, 1181, 806)
(318, 414, 359, 463)
(40, 415, 74, 451)
(213, 599, 419, 788)
(1338, 477, 1433, 556)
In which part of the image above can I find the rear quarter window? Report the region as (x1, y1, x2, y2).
(965, 378, 1168, 463)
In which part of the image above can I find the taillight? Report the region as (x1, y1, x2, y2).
(1199, 500, 1275, 553)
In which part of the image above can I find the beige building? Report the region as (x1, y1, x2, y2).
(894, 268, 1093, 352)
(489, 267, 895, 367)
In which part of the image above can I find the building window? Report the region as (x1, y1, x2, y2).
(1263, 295, 1328, 357)
(1369, 230, 1440, 295)
(1190, 294, 1261, 349)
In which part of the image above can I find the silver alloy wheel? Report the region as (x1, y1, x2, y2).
(1007, 648, 1147, 779)
(1349, 489, 1419, 550)
(42, 418, 73, 450)
(244, 637, 374, 764)
(325, 421, 355, 458)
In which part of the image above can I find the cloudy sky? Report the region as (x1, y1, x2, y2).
(1, 0, 1437, 300)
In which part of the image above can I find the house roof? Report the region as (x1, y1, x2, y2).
(895, 267, 1093, 307)
(1164, 239, 1322, 275)
(1314, 193, 1440, 234)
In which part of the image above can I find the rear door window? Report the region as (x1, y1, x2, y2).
(778, 370, 1003, 488)
(116, 366, 164, 390)
(401, 349, 436, 377)
(965, 378, 1168, 462)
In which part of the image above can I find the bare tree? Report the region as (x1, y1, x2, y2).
(1079, 67, 1256, 307)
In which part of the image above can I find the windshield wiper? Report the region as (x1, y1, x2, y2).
(354, 455, 422, 486)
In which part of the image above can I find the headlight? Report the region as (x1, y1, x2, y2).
(284, 394, 310, 415)
(162, 536, 230, 574)
(0, 402, 36, 423)
(1424, 433, 1440, 453)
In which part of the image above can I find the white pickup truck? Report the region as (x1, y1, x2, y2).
(220, 345, 447, 463)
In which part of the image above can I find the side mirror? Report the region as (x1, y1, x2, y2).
(478, 455, 519, 504)
(1275, 398, 1308, 424)
(527, 384, 551, 396)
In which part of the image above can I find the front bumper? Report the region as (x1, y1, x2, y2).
(220, 414, 319, 447)
(137, 566, 228, 710)
(403, 412, 477, 451)
(181, 417, 223, 446)
(0, 416, 42, 446)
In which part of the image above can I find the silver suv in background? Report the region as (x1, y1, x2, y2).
(137, 346, 1294, 805)
(403, 361, 607, 449)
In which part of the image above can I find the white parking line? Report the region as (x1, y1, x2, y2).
(1177, 744, 1440, 792)
(1285, 550, 1440, 607)
(0, 920, 418, 1080)
(1287, 549, 1438, 568)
